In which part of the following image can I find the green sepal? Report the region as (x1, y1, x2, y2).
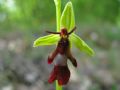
(60, 1, 75, 32)
(70, 34, 95, 56)
(33, 34, 60, 47)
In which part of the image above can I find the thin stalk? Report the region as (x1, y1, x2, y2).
(56, 80, 62, 90)
(54, 0, 61, 32)
(54, 0, 62, 90)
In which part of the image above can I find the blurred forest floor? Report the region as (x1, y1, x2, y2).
(0, 0, 120, 90)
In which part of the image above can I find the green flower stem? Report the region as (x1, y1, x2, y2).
(54, 0, 62, 90)
(56, 80, 62, 90)
(54, 0, 61, 32)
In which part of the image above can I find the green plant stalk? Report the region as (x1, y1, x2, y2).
(54, 0, 62, 90)
(54, 0, 61, 32)
(56, 80, 62, 90)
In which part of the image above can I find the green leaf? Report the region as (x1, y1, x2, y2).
(60, 1, 75, 32)
(33, 34, 60, 47)
(70, 34, 95, 56)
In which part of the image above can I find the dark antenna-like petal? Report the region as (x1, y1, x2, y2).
(68, 26, 76, 35)
(46, 31, 60, 34)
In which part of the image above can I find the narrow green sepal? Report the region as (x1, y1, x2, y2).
(70, 34, 95, 56)
(33, 34, 60, 47)
(60, 1, 75, 32)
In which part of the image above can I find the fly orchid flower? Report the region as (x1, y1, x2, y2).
(33, 1, 94, 86)
(47, 27, 77, 85)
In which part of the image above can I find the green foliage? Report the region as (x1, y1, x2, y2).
(0, 0, 120, 31)
(72, 0, 119, 23)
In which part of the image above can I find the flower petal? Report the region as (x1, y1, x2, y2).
(70, 34, 95, 56)
(48, 65, 70, 85)
(57, 66, 70, 85)
(48, 66, 57, 84)
(60, 1, 75, 32)
(33, 34, 60, 47)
